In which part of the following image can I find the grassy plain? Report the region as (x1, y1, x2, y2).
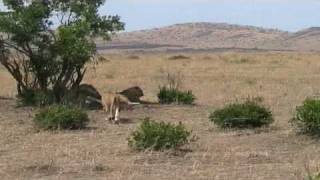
(1, 52, 320, 179)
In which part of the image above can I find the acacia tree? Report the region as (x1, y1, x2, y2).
(0, 0, 124, 102)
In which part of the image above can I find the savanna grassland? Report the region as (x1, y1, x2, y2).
(1, 52, 320, 180)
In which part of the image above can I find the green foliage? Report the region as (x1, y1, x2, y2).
(17, 83, 103, 109)
(18, 89, 55, 107)
(34, 105, 89, 130)
(291, 98, 320, 135)
(209, 98, 274, 129)
(158, 86, 195, 105)
(0, 0, 124, 102)
(158, 71, 195, 104)
(128, 118, 191, 151)
(306, 173, 320, 180)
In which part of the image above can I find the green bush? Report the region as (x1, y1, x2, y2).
(209, 99, 273, 129)
(17, 84, 103, 109)
(18, 89, 55, 107)
(291, 98, 320, 135)
(158, 87, 195, 105)
(306, 173, 320, 180)
(34, 105, 89, 130)
(128, 118, 191, 151)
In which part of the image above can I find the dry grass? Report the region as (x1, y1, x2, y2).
(2, 52, 320, 179)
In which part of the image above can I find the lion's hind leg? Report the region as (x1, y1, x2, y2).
(104, 103, 113, 122)
(109, 103, 115, 122)
(114, 106, 120, 124)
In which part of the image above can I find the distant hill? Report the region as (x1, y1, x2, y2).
(285, 27, 320, 51)
(97, 23, 320, 53)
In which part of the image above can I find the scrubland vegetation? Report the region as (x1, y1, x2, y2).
(2, 52, 320, 179)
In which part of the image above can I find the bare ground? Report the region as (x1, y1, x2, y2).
(1, 52, 320, 179)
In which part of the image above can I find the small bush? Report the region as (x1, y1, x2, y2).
(168, 55, 190, 60)
(34, 105, 89, 130)
(128, 118, 191, 151)
(158, 86, 195, 105)
(291, 98, 320, 135)
(127, 55, 140, 60)
(209, 98, 273, 128)
(18, 89, 55, 107)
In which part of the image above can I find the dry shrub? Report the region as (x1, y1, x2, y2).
(127, 55, 140, 60)
(168, 55, 190, 60)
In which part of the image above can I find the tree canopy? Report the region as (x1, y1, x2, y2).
(0, 0, 124, 103)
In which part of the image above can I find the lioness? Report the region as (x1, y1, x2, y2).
(102, 92, 139, 124)
(85, 89, 140, 124)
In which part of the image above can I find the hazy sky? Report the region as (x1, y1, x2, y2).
(1, 0, 320, 32)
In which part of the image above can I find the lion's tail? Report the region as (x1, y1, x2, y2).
(86, 95, 140, 105)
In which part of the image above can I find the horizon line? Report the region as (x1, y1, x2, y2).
(121, 21, 318, 33)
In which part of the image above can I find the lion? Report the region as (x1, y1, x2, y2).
(101, 92, 139, 124)
(85, 87, 142, 124)
(118, 86, 144, 103)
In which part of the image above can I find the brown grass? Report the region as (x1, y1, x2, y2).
(1, 52, 320, 179)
